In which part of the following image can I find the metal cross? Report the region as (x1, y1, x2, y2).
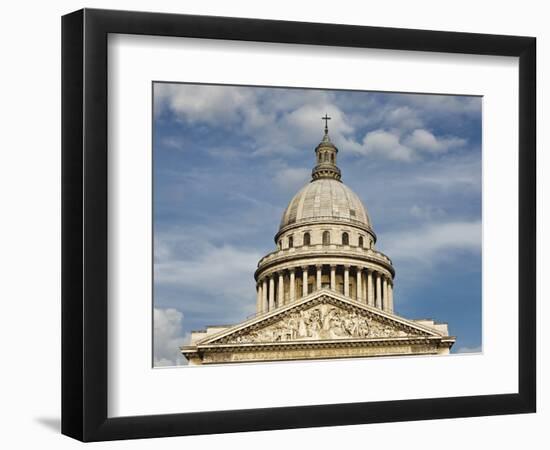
(322, 114, 331, 131)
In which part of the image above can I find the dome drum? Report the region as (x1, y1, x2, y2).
(255, 248, 394, 281)
(275, 222, 376, 251)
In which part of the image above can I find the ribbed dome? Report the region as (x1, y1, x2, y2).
(279, 178, 372, 230)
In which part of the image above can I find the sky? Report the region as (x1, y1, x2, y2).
(152, 82, 482, 367)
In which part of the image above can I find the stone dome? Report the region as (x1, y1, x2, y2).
(279, 178, 372, 231)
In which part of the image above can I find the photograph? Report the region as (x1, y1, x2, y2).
(152, 83, 482, 366)
(0, 0, 541, 447)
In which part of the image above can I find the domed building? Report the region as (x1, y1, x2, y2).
(181, 119, 455, 365)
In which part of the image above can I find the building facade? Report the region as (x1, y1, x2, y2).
(181, 120, 455, 365)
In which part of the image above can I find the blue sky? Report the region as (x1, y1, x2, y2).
(152, 82, 482, 366)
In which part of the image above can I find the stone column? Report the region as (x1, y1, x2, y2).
(269, 275, 275, 310)
(278, 272, 284, 307)
(330, 265, 336, 291)
(262, 278, 268, 312)
(256, 283, 262, 312)
(356, 267, 363, 302)
(302, 266, 309, 297)
(316, 265, 322, 290)
(367, 269, 374, 307)
(388, 282, 394, 313)
(344, 265, 350, 297)
(382, 277, 388, 311)
(375, 272, 382, 309)
(289, 268, 296, 303)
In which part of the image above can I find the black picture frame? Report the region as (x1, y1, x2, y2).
(61, 8, 536, 442)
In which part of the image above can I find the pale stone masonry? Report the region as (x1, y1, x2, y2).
(181, 119, 455, 364)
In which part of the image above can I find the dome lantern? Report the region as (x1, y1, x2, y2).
(312, 114, 341, 181)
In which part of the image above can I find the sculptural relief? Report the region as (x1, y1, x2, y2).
(223, 302, 412, 344)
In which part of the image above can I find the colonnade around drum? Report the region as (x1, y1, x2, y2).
(256, 264, 394, 314)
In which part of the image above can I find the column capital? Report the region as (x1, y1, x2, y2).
(288, 267, 296, 274)
(316, 264, 323, 270)
(301, 265, 309, 271)
(330, 264, 337, 269)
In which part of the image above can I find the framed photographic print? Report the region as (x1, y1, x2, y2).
(61, 8, 536, 442)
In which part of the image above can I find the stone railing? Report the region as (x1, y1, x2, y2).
(277, 215, 374, 237)
(257, 244, 392, 268)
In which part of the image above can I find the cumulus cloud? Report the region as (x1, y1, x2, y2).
(405, 95, 482, 116)
(358, 128, 466, 161)
(404, 129, 466, 153)
(154, 83, 259, 126)
(362, 129, 416, 161)
(155, 242, 261, 300)
(155, 83, 474, 163)
(384, 106, 423, 130)
(154, 227, 263, 321)
(379, 220, 481, 264)
(154, 307, 188, 366)
(155, 83, 346, 156)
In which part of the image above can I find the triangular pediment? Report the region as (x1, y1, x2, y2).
(198, 289, 444, 346)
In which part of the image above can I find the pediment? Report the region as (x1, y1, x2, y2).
(199, 290, 443, 346)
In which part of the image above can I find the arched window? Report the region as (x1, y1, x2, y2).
(322, 231, 330, 245)
(331, 153, 335, 163)
(358, 236, 364, 248)
(342, 232, 349, 245)
(288, 235, 293, 248)
(303, 232, 311, 246)
(278, 240, 282, 250)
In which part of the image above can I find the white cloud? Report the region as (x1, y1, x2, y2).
(405, 95, 481, 116)
(358, 128, 467, 161)
(379, 220, 481, 264)
(154, 229, 262, 318)
(384, 106, 423, 130)
(154, 307, 188, 366)
(155, 243, 261, 300)
(154, 83, 259, 126)
(414, 154, 481, 190)
(404, 129, 466, 153)
(155, 83, 343, 156)
(362, 129, 415, 161)
(273, 167, 310, 193)
(155, 83, 474, 164)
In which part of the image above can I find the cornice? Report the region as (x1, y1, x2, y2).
(182, 335, 454, 355)
(255, 249, 395, 280)
(275, 217, 377, 242)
